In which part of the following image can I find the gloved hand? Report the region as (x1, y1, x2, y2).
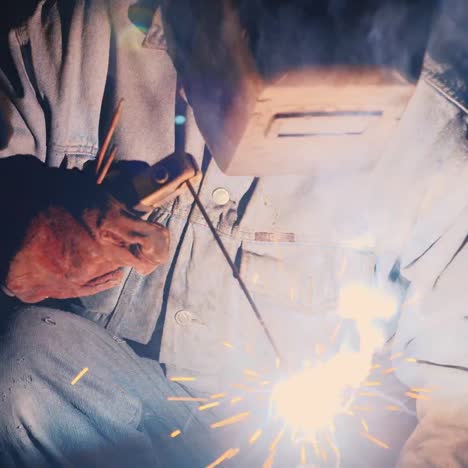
(0, 155, 169, 303)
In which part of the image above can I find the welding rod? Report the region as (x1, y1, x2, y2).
(96, 99, 124, 174)
(186, 180, 283, 364)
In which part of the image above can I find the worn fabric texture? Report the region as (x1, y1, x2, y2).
(0, 0, 467, 466)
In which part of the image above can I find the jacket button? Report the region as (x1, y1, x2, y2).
(212, 188, 230, 206)
(174, 309, 192, 326)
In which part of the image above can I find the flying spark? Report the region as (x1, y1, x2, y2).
(410, 388, 432, 393)
(249, 429, 263, 445)
(71, 367, 89, 385)
(361, 381, 382, 387)
(211, 412, 250, 429)
(170, 377, 196, 382)
(361, 418, 369, 432)
(300, 445, 307, 464)
(330, 322, 342, 343)
(382, 368, 397, 375)
(199, 402, 220, 411)
(327, 434, 341, 463)
(362, 432, 389, 449)
(386, 406, 401, 412)
(269, 428, 285, 452)
(263, 450, 276, 468)
(311, 438, 320, 457)
(389, 352, 403, 361)
(230, 396, 243, 405)
(210, 393, 226, 400)
(244, 369, 260, 378)
(206, 448, 240, 468)
(351, 405, 373, 412)
(170, 430, 181, 438)
(405, 392, 430, 401)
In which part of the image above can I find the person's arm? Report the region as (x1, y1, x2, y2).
(396, 236, 468, 467)
(0, 2, 170, 303)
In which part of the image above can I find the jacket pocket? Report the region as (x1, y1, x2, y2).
(237, 240, 376, 366)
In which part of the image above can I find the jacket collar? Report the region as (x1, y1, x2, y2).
(423, 0, 468, 113)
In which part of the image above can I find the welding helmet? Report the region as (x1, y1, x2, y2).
(160, 0, 437, 176)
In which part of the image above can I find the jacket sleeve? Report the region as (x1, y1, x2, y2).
(0, 0, 112, 166)
(396, 235, 468, 467)
(0, 25, 47, 160)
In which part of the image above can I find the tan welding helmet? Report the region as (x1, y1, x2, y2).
(160, 0, 436, 176)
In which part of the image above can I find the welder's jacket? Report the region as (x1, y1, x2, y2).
(0, 1, 467, 466)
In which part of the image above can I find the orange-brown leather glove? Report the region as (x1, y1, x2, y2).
(0, 155, 169, 303)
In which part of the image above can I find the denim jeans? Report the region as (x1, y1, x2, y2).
(0, 300, 221, 467)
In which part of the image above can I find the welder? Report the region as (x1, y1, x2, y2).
(0, 0, 466, 467)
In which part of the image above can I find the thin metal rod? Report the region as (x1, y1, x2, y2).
(96, 98, 124, 174)
(186, 180, 282, 364)
(96, 145, 118, 185)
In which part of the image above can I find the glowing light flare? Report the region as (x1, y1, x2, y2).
(71, 367, 89, 385)
(170, 430, 181, 438)
(338, 283, 398, 356)
(271, 352, 370, 436)
(338, 283, 397, 323)
(206, 448, 240, 468)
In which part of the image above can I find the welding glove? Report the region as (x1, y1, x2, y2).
(0, 155, 169, 303)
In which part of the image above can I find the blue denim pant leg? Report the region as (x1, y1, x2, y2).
(0, 304, 220, 468)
